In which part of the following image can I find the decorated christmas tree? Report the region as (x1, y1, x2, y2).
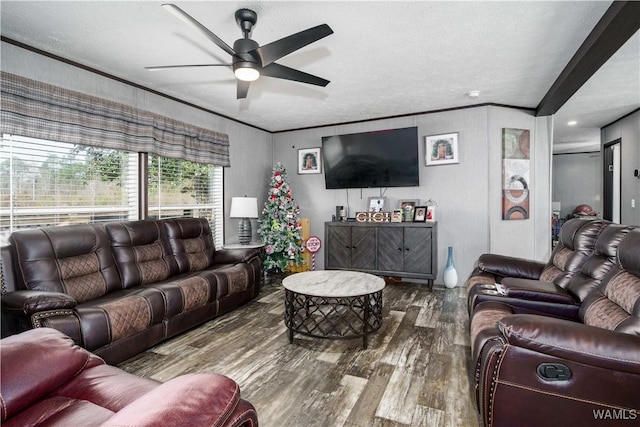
(258, 163, 306, 273)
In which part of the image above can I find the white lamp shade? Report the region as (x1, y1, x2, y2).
(230, 197, 259, 218)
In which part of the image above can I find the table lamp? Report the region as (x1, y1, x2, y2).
(230, 197, 259, 244)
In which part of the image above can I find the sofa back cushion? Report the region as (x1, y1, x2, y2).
(163, 218, 215, 274)
(0, 328, 103, 421)
(9, 224, 120, 301)
(106, 220, 175, 288)
(580, 228, 640, 336)
(539, 219, 607, 286)
(564, 224, 634, 302)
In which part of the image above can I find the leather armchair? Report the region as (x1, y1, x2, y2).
(0, 327, 258, 426)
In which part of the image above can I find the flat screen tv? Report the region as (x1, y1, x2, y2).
(322, 126, 419, 189)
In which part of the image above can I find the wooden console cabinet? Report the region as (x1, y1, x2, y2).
(324, 221, 438, 289)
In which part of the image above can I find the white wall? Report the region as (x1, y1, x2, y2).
(602, 110, 640, 226)
(1, 41, 273, 244)
(273, 106, 552, 284)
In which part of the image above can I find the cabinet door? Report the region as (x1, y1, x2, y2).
(326, 226, 351, 269)
(377, 227, 404, 272)
(351, 227, 376, 270)
(404, 227, 433, 274)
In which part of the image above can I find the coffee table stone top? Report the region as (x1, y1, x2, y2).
(282, 270, 385, 297)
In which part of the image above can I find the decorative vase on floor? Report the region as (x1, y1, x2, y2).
(443, 246, 458, 289)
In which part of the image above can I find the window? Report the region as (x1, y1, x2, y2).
(1, 135, 224, 246)
(148, 155, 223, 248)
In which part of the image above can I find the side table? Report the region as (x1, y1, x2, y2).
(223, 241, 265, 250)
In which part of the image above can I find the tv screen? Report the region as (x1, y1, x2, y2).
(322, 127, 419, 189)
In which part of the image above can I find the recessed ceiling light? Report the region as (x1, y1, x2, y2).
(467, 90, 480, 99)
(567, 121, 578, 126)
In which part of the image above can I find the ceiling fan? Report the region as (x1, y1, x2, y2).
(146, 4, 334, 99)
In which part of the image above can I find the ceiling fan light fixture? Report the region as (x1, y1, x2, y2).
(233, 61, 260, 82)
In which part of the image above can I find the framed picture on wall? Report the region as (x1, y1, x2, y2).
(425, 132, 459, 166)
(298, 147, 322, 174)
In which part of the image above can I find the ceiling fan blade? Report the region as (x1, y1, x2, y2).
(237, 80, 250, 99)
(145, 64, 232, 71)
(162, 3, 236, 57)
(261, 63, 330, 87)
(252, 24, 333, 67)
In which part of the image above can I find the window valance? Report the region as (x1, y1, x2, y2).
(0, 72, 230, 166)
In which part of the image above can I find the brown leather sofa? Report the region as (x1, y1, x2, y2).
(1, 327, 258, 426)
(466, 218, 610, 314)
(466, 221, 640, 427)
(469, 222, 633, 361)
(1, 218, 262, 364)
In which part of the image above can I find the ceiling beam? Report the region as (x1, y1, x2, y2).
(536, 1, 640, 117)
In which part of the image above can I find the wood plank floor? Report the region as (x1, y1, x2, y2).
(118, 280, 480, 427)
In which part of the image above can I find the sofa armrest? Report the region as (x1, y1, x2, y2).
(477, 253, 545, 280)
(499, 278, 577, 304)
(99, 373, 254, 427)
(1, 290, 77, 315)
(499, 314, 640, 374)
(214, 247, 261, 264)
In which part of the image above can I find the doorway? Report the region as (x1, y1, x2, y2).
(603, 139, 621, 223)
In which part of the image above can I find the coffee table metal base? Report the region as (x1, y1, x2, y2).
(284, 289, 383, 349)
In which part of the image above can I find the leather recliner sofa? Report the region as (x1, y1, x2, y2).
(1, 217, 262, 364)
(466, 221, 640, 427)
(0, 327, 258, 426)
(470, 222, 633, 362)
(466, 218, 610, 313)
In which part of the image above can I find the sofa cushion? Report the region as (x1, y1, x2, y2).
(8, 224, 121, 301)
(163, 218, 215, 273)
(538, 219, 607, 285)
(106, 220, 175, 288)
(75, 287, 166, 351)
(580, 228, 640, 336)
(564, 224, 633, 301)
(99, 373, 241, 427)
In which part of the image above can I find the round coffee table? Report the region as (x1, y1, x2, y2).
(283, 270, 385, 349)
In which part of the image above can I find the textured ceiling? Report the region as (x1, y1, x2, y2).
(1, 1, 638, 146)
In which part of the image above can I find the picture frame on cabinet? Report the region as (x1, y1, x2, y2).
(426, 206, 436, 222)
(399, 199, 419, 222)
(425, 132, 459, 166)
(298, 147, 322, 174)
(367, 196, 387, 212)
(391, 209, 403, 222)
(413, 206, 427, 222)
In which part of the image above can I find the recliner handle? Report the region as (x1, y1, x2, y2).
(537, 363, 572, 381)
